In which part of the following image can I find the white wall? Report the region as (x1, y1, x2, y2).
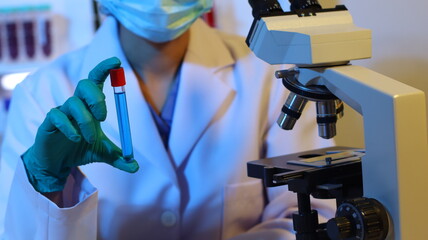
(215, 0, 428, 148)
(335, 0, 428, 147)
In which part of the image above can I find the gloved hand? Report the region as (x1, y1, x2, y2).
(22, 57, 139, 193)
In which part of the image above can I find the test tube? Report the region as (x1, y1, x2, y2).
(41, 18, 52, 57)
(23, 20, 36, 59)
(6, 22, 18, 60)
(0, 23, 3, 60)
(109, 67, 134, 161)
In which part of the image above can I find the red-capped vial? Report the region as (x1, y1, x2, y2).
(109, 67, 134, 161)
(110, 67, 126, 87)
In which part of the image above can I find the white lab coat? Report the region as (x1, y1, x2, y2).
(0, 18, 335, 240)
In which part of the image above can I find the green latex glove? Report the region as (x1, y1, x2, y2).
(22, 57, 139, 193)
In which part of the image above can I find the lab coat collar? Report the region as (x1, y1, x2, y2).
(168, 19, 236, 167)
(183, 19, 235, 74)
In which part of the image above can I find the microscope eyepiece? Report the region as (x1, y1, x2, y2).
(248, 0, 284, 18)
(289, 0, 322, 11)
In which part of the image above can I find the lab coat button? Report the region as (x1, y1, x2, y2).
(161, 211, 177, 227)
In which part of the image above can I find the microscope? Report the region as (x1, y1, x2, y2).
(246, 0, 428, 239)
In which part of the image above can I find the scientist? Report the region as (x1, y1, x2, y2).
(0, 0, 334, 239)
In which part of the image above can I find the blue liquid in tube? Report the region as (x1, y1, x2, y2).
(114, 92, 134, 161)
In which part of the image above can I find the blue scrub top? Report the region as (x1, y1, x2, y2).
(147, 69, 181, 148)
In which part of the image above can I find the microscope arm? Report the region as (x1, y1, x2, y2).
(300, 65, 428, 239)
(246, 1, 428, 238)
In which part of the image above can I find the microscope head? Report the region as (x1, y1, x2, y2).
(246, 2, 372, 66)
(246, 1, 371, 138)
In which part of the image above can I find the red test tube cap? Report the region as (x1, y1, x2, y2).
(110, 67, 126, 87)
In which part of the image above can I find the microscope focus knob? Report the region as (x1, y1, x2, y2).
(326, 216, 353, 239)
(326, 197, 389, 240)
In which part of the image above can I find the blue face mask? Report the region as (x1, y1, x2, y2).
(97, 0, 213, 43)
